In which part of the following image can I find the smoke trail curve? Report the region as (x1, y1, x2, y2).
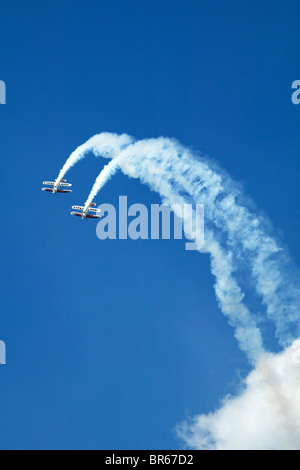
(58, 132, 300, 449)
(56, 132, 133, 183)
(59, 133, 300, 363)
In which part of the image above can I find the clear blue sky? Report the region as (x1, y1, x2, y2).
(0, 0, 299, 450)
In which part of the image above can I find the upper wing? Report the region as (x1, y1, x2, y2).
(59, 183, 72, 187)
(88, 208, 101, 213)
(72, 205, 85, 211)
(43, 181, 55, 186)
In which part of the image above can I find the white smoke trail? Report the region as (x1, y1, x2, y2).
(176, 338, 300, 450)
(81, 135, 300, 355)
(58, 132, 300, 448)
(120, 159, 265, 362)
(56, 132, 133, 183)
(59, 132, 300, 361)
(84, 157, 122, 210)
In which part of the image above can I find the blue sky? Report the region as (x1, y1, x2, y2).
(0, 0, 299, 450)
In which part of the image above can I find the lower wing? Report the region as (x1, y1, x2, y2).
(86, 214, 102, 219)
(42, 188, 54, 193)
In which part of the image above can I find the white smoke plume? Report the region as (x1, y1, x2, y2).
(58, 132, 300, 449)
(84, 157, 122, 211)
(79, 135, 300, 356)
(176, 338, 300, 450)
(123, 139, 300, 343)
(56, 132, 133, 183)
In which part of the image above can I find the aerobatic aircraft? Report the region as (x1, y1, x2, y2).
(71, 203, 102, 220)
(42, 179, 72, 194)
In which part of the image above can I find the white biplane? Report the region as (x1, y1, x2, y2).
(71, 203, 101, 220)
(42, 179, 72, 194)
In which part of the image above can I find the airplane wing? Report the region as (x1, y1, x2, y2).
(57, 189, 72, 193)
(72, 205, 85, 211)
(42, 188, 54, 192)
(88, 208, 101, 213)
(70, 211, 101, 219)
(43, 181, 56, 186)
(59, 183, 72, 187)
(86, 214, 102, 219)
